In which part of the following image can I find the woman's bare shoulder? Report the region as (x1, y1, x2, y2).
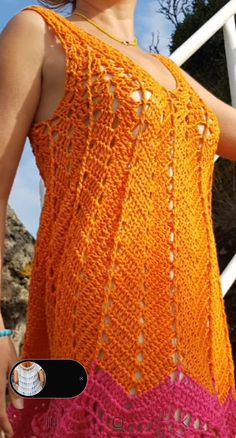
(2, 7, 48, 37)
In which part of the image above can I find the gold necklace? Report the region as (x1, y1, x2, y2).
(74, 11, 138, 47)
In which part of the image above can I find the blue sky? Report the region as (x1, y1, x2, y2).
(0, 0, 175, 238)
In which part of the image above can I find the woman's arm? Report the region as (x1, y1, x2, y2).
(180, 68, 236, 161)
(0, 10, 45, 314)
(13, 369, 18, 385)
(38, 369, 45, 386)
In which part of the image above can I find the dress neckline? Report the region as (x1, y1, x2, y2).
(20, 363, 35, 369)
(47, 7, 183, 95)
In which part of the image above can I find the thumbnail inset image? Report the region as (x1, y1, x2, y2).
(12, 361, 46, 396)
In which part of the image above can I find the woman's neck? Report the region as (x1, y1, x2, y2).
(74, 0, 137, 43)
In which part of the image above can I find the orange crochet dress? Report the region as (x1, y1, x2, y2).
(7, 4, 236, 437)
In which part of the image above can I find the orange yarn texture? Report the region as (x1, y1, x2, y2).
(20, 5, 236, 409)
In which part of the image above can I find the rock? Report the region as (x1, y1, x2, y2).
(1, 204, 35, 357)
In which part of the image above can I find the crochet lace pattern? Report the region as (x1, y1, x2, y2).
(7, 4, 236, 437)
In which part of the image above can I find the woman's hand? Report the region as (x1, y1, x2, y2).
(0, 335, 24, 438)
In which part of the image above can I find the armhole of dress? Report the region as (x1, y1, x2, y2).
(20, 5, 76, 121)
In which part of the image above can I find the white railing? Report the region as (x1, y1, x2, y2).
(39, 0, 236, 296)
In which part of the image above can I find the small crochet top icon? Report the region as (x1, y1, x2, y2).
(12, 361, 46, 397)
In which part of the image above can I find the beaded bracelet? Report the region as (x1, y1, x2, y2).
(0, 329, 13, 337)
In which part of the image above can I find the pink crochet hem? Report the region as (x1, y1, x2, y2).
(7, 360, 236, 437)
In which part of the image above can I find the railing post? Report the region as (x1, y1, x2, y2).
(221, 254, 236, 297)
(219, 16, 236, 294)
(223, 15, 236, 107)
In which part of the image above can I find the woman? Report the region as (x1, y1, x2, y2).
(13, 362, 45, 397)
(0, 0, 236, 436)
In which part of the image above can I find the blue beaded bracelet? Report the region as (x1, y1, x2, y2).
(0, 329, 13, 337)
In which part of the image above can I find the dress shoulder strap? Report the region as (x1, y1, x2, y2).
(152, 53, 189, 94)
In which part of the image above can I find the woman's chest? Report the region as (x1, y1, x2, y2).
(29, 28, 220, 168)
(32, 31, 181, 127)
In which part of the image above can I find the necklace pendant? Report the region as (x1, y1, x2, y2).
(124, 41, 130, 46)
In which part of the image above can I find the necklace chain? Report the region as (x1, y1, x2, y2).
(74, 11, 138, 47)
